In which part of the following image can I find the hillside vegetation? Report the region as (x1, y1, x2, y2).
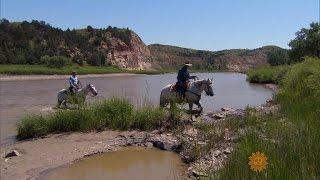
(2, 19, 317, 74)
(0, 19, 152, 70)
(1, 19, 288, 73)
(149, 44, 284, 72)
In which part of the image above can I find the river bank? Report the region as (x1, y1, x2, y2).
(0, 64, 227, 78)
(0, 73, 140, 81)
(1, 130, 190, 180)
(0, 99, 278, 180)
(0, 73, 277, 179)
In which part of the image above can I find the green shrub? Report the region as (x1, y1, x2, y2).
(133, 106, 166, 130)
(17, 115, 48, 140)
(247, 66, 289, 84)
(218, 57, 320, 179)
(93, 98, 134, 130)
(47, 109, 95, 133)
(40, 55, 72, 68)
(267, 49, 289, 66)
(16, 98, 173, 140)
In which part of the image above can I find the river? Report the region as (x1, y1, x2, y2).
(0, 72, 273, 146)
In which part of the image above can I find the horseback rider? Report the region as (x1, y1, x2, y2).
(177, 62, 197, 97)
(69, 71, 81, 94)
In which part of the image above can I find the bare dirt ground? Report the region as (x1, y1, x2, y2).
(0, 130, 148, 180)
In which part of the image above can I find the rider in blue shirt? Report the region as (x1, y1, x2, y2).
(177, 62, 197, 97)
(69, 71, 80, 94)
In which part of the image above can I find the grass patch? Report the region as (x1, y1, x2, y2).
(0, 64, 171, 75)
(247, 65, 289, 84)
(217, 57, 320, 179)
(17, 98, 170, 140)
(0, 64, 125, 75)
(133, 106, 166, 130)
(0, 64, 226, 75)
(93, 98, 134, 130)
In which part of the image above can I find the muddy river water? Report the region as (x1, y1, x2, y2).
(0, 72, 273, 147)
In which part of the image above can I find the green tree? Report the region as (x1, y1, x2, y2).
(0, 52, 7, 64)
(289, 22, 320, 62)
(99, 52, 106, 66)
(87, 25, 93, 32)
(267, 49, 289, 66)
(41, 55, 72, 68)
(72, 54, 84, 66)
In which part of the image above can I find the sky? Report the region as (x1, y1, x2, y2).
(1, 0, 319, 51)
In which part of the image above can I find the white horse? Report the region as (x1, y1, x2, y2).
(57, 84, 98, 108)
(160, 79, 214, 115)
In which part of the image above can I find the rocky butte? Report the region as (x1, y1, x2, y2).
(0, 20, 285, 71)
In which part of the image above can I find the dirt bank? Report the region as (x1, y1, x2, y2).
(0, 80, 278, 179)
(0, 131, 152, 180)
(0, 108, 243, 180)
(0, 73, 140, 81)
(0, 101, 280, 180)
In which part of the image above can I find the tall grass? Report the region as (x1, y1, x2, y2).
(0, 64, 169, 75)
(0, 64, 225, 76)
(0, 65, 125, 75)
(133, 106, 166, 130)
(217, 57, 320, 179)
(247, 65, 289, 84)
(93, 98, 134, 130)
(17, 98, 167, 140)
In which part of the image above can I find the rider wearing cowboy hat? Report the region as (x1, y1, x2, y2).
(177, 62, 197, 97)
(69, 71, 81, 94)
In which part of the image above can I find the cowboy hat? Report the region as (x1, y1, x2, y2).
(184, 62, 193, 67)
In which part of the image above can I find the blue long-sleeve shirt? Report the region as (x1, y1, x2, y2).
(69, 75, 79, 88)
(177, 67, 196, 83)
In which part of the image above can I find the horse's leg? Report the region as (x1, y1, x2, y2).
(56, 100, 62, 108)
(188, 103, 194, 121)
(195, 101, 203, 117)
(62, 100, 67, 108)
(160, 95, 166, 108)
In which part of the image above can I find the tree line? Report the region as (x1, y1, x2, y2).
(267, 22, 320, 66)
(0, 19, 132, 67)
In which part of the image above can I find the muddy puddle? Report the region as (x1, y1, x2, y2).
(41, 147, 186, 180)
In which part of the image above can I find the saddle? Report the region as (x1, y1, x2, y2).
(65, 87, 79, 95)
(170, 81, 190, 92)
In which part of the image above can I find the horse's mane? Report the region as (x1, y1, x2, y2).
(193, 79, 206, 88)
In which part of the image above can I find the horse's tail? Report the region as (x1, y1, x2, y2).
(160, 90, 166, 107)
(57, 89, 67, 102)
(160, 85, 171, 108)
